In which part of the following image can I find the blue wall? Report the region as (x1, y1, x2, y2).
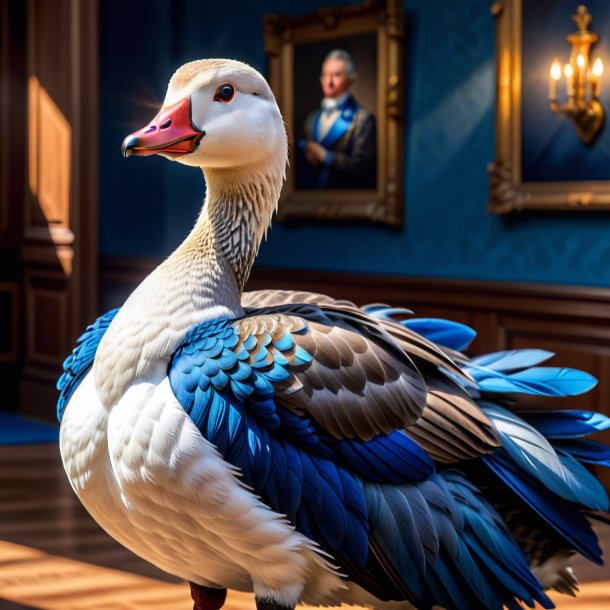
(100, 0, 610, 287)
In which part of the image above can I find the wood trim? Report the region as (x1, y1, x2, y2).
(100, 255, 610, 322)
(23, 0, 98, 335)
(67, 0, 98, 340)
(0, 282, 18, 362)
(248, 267, 610, 316)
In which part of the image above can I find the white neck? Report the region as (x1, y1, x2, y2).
(93, 159, 283, 409)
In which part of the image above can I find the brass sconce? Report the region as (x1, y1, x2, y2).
(548, 5, 604, 145)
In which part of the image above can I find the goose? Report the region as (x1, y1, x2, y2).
(58, 59, 610, 610)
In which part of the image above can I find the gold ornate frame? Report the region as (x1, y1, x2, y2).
(488, 0, 610, 214)
(264, 0, 403, 226)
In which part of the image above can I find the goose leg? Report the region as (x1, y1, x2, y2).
(189, 582, 227, 610)
(255, 598, 295, 610)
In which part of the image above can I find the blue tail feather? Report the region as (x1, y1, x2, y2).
(470, 366, 598, 397)
(555, 438, 610, 467)
(483, 451, 603, 564)
(517, 409, 610, 438)
(480, 403, 608, 510)
(470, 349, 555, 372)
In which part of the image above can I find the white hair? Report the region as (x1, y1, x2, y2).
(323, 49, 357, 82)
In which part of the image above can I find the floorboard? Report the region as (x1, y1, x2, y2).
(0, 444, 609, 610)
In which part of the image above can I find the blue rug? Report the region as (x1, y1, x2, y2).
(0, 412, 59, 445)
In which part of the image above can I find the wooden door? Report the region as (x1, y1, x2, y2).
(0, 0, 98, 419)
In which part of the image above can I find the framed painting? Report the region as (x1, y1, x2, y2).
(264, 0, 404, 226)
(488, 0, 610, 213)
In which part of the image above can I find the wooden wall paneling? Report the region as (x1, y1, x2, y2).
(0, 0, 25, 243)
(0, 282, 18, 363)
(0, 0, 26, 411)
(498, 314, 610, 415)
(24, 270, 68, 365)
(500, 314, 610, 487)
(0, 280, 19, 409)
(100, 260, 610, 366)
(470, 312, 500, 355)
(97, 256, 158, 313)
(0, 0, 7, 237)
(20, 0, 98, 419)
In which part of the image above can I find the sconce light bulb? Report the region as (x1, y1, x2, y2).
(577, 54, 586, 69)
(593, 56, 604, 77)
(550, 59, 562, 80)
(564, 63, 574, 78)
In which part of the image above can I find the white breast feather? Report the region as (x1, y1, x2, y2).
(60, 365, 349, 607)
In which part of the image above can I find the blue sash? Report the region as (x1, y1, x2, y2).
(313, 96, 358, 188)
(318, 95, 358, 148)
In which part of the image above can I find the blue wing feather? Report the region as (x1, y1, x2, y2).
(364, 471, 551, 610)
(170, 318, 370, 566)
(362, 304, 413, 319)
(402, 318, 477, 352)
(332, 431, 434, 484)
(56, 308, 120, 422)
(557, 448, 609, 510)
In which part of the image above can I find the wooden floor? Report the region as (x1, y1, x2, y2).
(1, 444, 609, 610)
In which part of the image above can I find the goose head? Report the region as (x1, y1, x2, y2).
(121, 59, 287, 172)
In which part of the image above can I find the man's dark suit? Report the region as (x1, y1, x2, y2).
(297, 94, 376, 190)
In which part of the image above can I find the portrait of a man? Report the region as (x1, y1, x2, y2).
(296, 48, 377, 190)
(266, 10, 402, 224)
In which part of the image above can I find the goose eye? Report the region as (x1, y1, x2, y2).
(214, 83, 235, 103)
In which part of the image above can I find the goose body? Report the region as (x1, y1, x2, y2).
(58, 60, 610, 610)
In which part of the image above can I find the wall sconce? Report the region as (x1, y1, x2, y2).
(548, 5, 604, 145)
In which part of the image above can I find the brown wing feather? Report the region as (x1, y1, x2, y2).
(244, 291, 469, 379)
(242, 289, 339, 308)
(300, 300, 472, 384)
(290, 322, 426, 439)
(406, 377, 500, 463)
(234, 306, 428, 441)
(238, 293, 495, 456)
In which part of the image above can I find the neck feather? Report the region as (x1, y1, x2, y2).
(93, 159, 283, 408)
(195, 162, 283, 292)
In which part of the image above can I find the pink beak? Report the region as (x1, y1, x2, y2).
(121, 97, 204, 157)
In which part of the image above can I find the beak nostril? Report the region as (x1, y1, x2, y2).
(121, 97, 201, 157)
